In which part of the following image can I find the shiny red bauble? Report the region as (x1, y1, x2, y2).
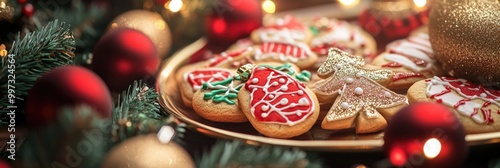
(92, 28, 159, 92)
(358, 0, 429, 49)
(25, 66, 112, 127)
(205, 0, 262, 52)
(383, 102, 467, 168)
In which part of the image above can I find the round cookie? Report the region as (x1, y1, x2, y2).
(178, 68, 234, 107)
(407, 77, 500, 134)
(371, 30, 445, 91)
(308, 17, 377, 67)
(238, 66, 319, 139)
(250, 15, 312, 44)
(192, 77, 247, 123)
(205, 47, 255, 69)
(252, 43, 318, 70)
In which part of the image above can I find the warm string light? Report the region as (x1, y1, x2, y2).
(166, 0, 183, 13)
(413, 0, 427, 8)
(262, 0, 276, 14)
(339, 0, 360, 7)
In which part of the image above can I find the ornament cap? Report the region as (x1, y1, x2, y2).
(237, 63, 256, 81)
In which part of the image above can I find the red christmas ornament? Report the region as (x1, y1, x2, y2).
(383, 102, 468, 168)
(92, 28, 159, 92)
(205, 0, 262, 53)
(22, 3, 34, 19)
(358, 0, 429, 50)
(0, 159, 10, 168)
(25, 66, 112, 127)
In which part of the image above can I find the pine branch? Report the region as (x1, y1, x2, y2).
(197, 140, 324, 168)
(112, 81, 171, 142)
(0, 20, 75, 125)
(18, 106, 110, 168)
(46, 0, 105, 53)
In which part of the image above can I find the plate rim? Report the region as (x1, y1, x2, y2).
(157, 37, 500, 151)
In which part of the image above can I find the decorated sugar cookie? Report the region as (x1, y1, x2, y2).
(178, 68, 233, 107)
(253, 42, 318, 69)
(372, 31, 445, 91)
(309, 17, 377, 68)
(238, 64, 320, 139)
(408, 76, 500, 134)
(311, 48, 407, 134)
(251, 15, 312, 44)
(206, 47, 255, 69)
(192, 76, 248, 123)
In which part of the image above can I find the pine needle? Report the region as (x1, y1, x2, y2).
(0, 20, 75, 125)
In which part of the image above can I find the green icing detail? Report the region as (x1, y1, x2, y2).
(310, 26, 319, 36)
(259, 63, 312, 83)
(202, 77, 242, 105)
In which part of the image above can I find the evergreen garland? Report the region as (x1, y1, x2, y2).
(112, 80, 171, 142)
(197, 140, 324, 168)
(0, 20, 75, 126)
(18, 106, 110, 168)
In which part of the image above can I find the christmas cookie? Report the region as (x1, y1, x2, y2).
(407, 76, 500, 134)
(371, 31, 445, 91)
(238, 65, 320, 139)
(205, 47, 255, 69)
(252, 42, 318, 70)
(178, 68, 234, 107)
(311, 48, 407, 134)
(308, 17, 377, 68)
(192, 76, 248, 123)
(250, 15, 312, 44)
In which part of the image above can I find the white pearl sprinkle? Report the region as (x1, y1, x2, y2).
(384, 92, 392, 98)
(356, 72, 363, 77)
(336, 64, 343, 69)
(345, 77, 354, 84)
(269, 94, 275, 99)
(278, 78, 286, 83)
(271, 82, 279, 86)
(297, 90, 304, 95)
(341, 102, 350, 109)
(354, 87, 363, 95)
(251, 78, 259, 84)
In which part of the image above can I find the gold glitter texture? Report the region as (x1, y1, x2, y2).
(312, 48, 407, 133)
(109, 10, 172, 58)
(0, 0, 14, 21)
(429, 0, 500, 85)
(317, 48, 392, 85)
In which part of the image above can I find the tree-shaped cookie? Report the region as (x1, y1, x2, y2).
(311, 48, 407, 133)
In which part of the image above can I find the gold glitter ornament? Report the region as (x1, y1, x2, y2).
(109, 10, 172, 58)
(429, 0, 500, 86)
(0, 0, 14, 21)
(101, 134, 195, 168)
(312, 48, 407, 134)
